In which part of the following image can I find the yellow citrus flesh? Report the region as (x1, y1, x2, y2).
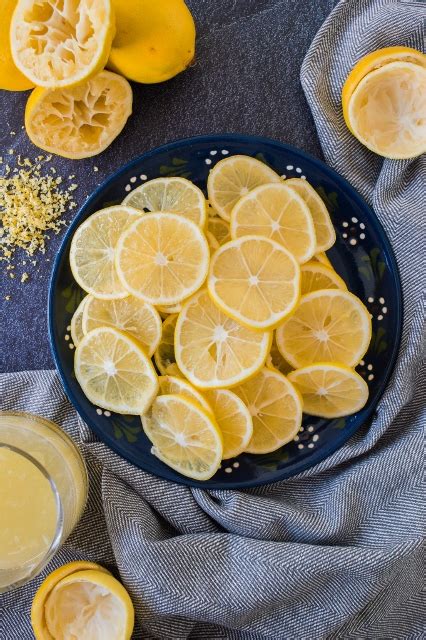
(206, 230, 220, 253)
(284, 178, 336, 252)
(175, 289, 272, 389)
(11, 0, 115, 88)
(25, 70, 132, 159)
(276, 289, 372, 369)
(43, 569, 134, 640)
(115, 212, 209, 305)
(82, 295, 162, 357)
(300, 262, 347, 295)
(123, 177, 207, 228)
(70, 206, 141, 299)
(208, 236, 300, 330)
(108, 0, 195, 83)
(75, 326, 158, 414)
(0, 0, 34, 90)
(203, 388, 253, 459)
(312, 252, 333, 268)
(208, 217, 231, 245)
(265, 334, 293, 376)
(154, 314, 181, 376)
(233, 368, 302, 454)
(70, 295, 89, 347)
(158, 375, 212, 414)
(142, 394, 223, 481)
(230, 183, 316, 263)
(288, 363, 369, 418)
(207, 155, 281, 222)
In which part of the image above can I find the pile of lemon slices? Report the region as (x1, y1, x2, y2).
(69, 155, 372, 480)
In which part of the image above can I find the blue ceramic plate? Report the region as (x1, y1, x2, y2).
(49, 134, 402, 489)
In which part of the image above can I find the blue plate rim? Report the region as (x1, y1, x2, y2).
(48, 133, 403, 490)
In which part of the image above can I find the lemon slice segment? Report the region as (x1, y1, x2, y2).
(208, 236, 300, 330)
(115, 212, 209, 305)
(70, 295, 89, 347)
(312, 252, 333, 268)
(207, 155, 281, 221)
(142, 394, 223, 481)
(175, 289, 271, 389)
(123, 177, 207, 228)
(230, 183, 316, 263)
(25, 70, 132, 159)
(266, 334, 293, 376)
(70, 206, 141, 299)
(11, 0, 114, 88)
(233, 368, 302, 454)
(154, 314, 181, 376)
(82, 296, 162, 357)
(284, 178, 336, 252)
(300, 262, 347, 295)
(276, 289, 372, 369)
(158, 375, 212, 414)
(203, 389, 253, 459)
(288, 363, 369, 418)
(206, 230, 220, 253)
(208, 217, 231, 245)
(75, 327, 158, 414)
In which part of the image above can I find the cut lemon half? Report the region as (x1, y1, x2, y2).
(43, 569, 134, 640)
(82, 295, 162, 357)
(208, 236, 300, 330)
(11, 0, 115, 88)
(284, 178, 335, 252)
(203, 389, 253, 459)
(0, 0, 34, 91)
(158, 375, 212, 414)
(175, 289, 271, 389)
(123, 177, 207, 228)
(276, 289, 372, 368)
(75, 326, 158, 414)
(142, 394, 223, 480)
(230, 183, 316, 263)
(207, 155, 281, 221)
(115, 212, 209, 305)
(266, 334, 293, 376)
(25, 70, 132, 159)
(70, 295, 89, 347)
(313, 252, 333, 268)
(300, 262, 347, 295)
(154, 314, 181, 376)
(208, 217, 231, 245)
(233, 368, 302, 454)
(70, 206, 140, 299)
(288, 363, 369, 418)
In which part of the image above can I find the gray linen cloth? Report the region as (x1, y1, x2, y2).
(1, 0, 425, 638)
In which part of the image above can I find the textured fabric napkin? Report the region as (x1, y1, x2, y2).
(1, 1, 425, 638)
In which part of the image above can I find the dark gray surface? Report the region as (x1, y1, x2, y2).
(0, 0, 336, 373)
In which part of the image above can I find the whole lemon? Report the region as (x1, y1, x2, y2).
(108, 0, 195, 84)
(0, 0, 34, 90)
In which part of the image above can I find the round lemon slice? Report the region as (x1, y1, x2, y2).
(154, 314, 181, 376)
(158, 375, 212, 414)
(82, 295, 162, 357)
(11, 0, 115, 88)
(142, 394, 223, 480)
(230, 183, 316, 263)
(25, 70, 132, 159)
(276, 289, 372, 369)
(123, 177, 207, 228)
(115, 212, 209, 306)
(75, 326, 158, 414)
(288, 363, 369, 418)
(207, 155, 281, 221)
(175, 289, 271, 389)
(265, 334, 293, 376)
(43, 569, 134, 640)
(208, 236, 300, 330)
(70, 295, 89, 347)
(233, 368, 302, 454)
(300, 262, 347, 295)
(70, 206, 141, 299)
(203, 389, 253, 459)
(284, 178, 336, 252)
(208, 217, 231, 245)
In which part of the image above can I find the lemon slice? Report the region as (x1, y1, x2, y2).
(158, 375, 212, 414)
(25, 70, 132, 159)
(206, 230, 220, 253)
(284, 178, 336, 252)
(288, 363, 369, 418)
(300, 262, 347, 295)
(154, 314, 181, 376)
(276, 289, 372, 369)
(82, 295, 162, 357)
(115, 212, 209, 305)
(233, 368, 302, 454)
(156, 302, 184, 316)
(208, 217, 231, 245)
(208, 236, 300, 330)
(142, 394, 223, 480)
(75, 326, 158, 414)
(203, 389, 253, 459)
(230, 183, 316, 263)
(70, 295, 89, 347)
(175, 289, 271, 389)
(70, 206, 140, 299)
(312, 252, 333, 268)
(11, 0, 115, 88)
(43, 569, 134, 640)
(207, 155, 281, 221)
(123, 177, 207, 228)
(266, 334, 293, 376)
